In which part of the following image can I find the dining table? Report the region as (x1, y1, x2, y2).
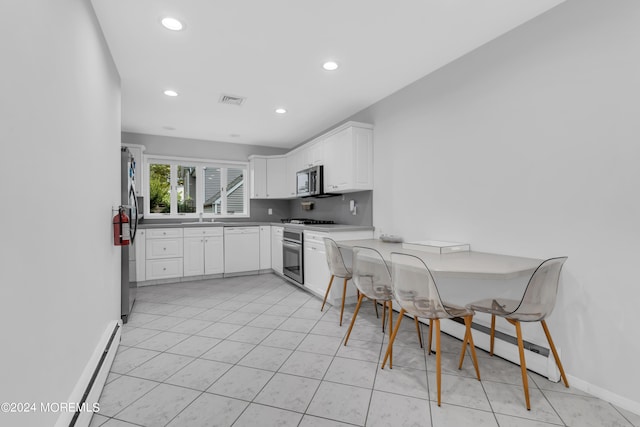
(335, 238, 558, 380)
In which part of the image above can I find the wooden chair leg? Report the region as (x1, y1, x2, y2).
(388, 300, 393, 368)
(435, 318, 442, 406)
(321, 275, 334, 312)
(382, 307, 404, 369)
(510, 319, 531, 410)
(541, 320, 569, 388)
(414, 317, 423, 348)
(373, 299, 379, 318)
(427, 319, 433, 355)
(458, 318, 469, 369)
(490, 314, 496, 356)
(464, 315, 481, 380)
(344, 294, 364, 345)
(339, 278, 348, 326)
(382, 301, 387, 332)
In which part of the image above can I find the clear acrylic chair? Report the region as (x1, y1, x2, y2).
(465, 256, 569, 410)
(321, 238, 378, 326)
(384, 252, 480, 407)
(344, 247, 423, 366)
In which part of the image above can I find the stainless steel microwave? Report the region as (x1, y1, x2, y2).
(296, 165, 323, 197)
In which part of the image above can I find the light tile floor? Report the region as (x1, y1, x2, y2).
(92, 274, 639, 427)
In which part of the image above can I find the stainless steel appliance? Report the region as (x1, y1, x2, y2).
(296, 165, 323, 197)
(121, 147, 140, 323)
(283, 229, 304, 284)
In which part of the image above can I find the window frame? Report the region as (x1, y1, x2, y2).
(144, 155, 250, 219)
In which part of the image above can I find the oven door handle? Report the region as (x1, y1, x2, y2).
(283, 241, 301, 249)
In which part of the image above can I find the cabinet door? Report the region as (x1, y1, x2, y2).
(285, 151, 305, 197)
(183, 236, 205, 276)
(250, 157, 267, 199)
(271, 227, 283, 274)
(306, 139, 324, 167)
(204, 235, 224, 275)
(266, 157, 287, 198)
(303, 241, 331, 297)
(259, 226, 271, 270)
(323, 128, 353, 192)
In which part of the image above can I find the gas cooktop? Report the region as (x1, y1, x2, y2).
(280, 218, 335, 225)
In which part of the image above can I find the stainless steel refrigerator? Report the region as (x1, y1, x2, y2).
(121, 147, 139, 323)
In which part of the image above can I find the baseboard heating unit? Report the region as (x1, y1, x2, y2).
(56, 321, 121, 427)
(442, 317, 562, 382)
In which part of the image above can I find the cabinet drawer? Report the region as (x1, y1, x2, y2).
(146, 228, 183, 239)
(183, 227, 224, 237)
(146, 258, 183, 280)
(304, 231, 329, 245)
(146, 238, 183, 259)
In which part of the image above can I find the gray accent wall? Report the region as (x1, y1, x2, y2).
(288, 191, 373, 226)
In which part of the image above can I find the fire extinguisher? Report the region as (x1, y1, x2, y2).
(113, 207, 130, 246)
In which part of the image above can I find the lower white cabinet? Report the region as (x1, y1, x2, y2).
(259, 226, 271, 270)
(271, 226, 283, 274)
(183, 227, 224, 277)
(302, 229, 374, 304)
(145, 228, 184, 280)
(303, 231, 331, 297)
(224, 227, 260, 274)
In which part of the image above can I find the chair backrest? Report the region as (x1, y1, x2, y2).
(510, 257, 568, 322)
(323, 238, 351, 277)
(352, 246, 392, 300)
(390, 252, 451, 319)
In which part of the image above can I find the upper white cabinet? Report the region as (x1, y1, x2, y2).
(248, 121, 373, 198)
(323, 124, 373, 193)
(249, 157, 267, 199)
(302, 139, 324, 168)
(266, 157, 287, 198)
(249, 155, 288, 199)
(285, 150, 305, 198)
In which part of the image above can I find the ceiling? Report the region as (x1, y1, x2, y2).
(91, 0, 564, 149)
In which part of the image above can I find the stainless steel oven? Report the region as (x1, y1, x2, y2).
(283, 229, 303, 284)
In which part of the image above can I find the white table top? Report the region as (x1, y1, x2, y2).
(337, 239, 543, 280)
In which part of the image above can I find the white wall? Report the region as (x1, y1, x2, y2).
(349, 0, 640, 412)
(0, 1, 121, 426)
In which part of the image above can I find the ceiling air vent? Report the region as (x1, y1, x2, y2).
(219, 94, 246, 106)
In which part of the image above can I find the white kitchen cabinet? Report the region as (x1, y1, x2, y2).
(323, 124, 373, 193)
(145, 228, 184, 280)
(183, 227, 224, 277)
(304, 139, 324, 168)
(285, 150, 305, 198)
(303, 231, 331, 297)
(271, 226, 283, 274)
(249, 156, 267, 199)
(302, 228, 374, 305)
(266, 157, 287, 198)
(224, 227, 260, 274)
(260, 226, 271, 270)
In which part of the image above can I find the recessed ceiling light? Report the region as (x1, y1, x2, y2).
(322, 61, 339, 71)
(163, 126, 175, 130)
(275, 108, 287, 114)
(164, 90, 178, 97)
(161, 17, 183, 31)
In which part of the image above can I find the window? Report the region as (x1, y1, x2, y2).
(146, 157, 248, 218)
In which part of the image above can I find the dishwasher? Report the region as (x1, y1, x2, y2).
(224, 226, 260, 274)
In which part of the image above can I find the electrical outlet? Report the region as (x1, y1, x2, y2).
(268, 208, 273, 215)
